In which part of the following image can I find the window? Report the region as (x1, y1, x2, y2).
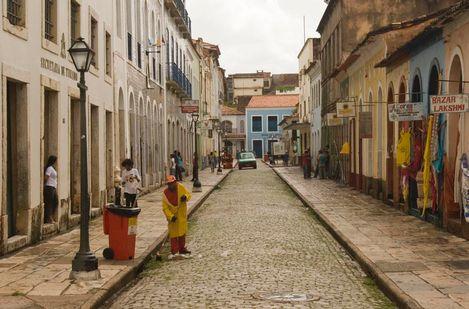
(70, 1, 80, 44)
(252, 116, 262, 132)
(7, 0, 24, 26)
(44, 0, 57, 42)
(105, 31, 111, 76)
(268, 116, 278, 132)
(90, 16, 98, 68)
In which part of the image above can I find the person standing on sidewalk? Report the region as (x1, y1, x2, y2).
(162, 175, 192, 259)
(176, 151, 184, 181)
(318, 150, 328, 180)
(303, 149, 312, 179)
(209, 152, 216, 173)
(121, 159, 141, 208)
(170, 153, 177, 176)
(44, 155, 58, 223)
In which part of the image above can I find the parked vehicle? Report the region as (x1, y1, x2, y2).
(238, 152, 257, 170)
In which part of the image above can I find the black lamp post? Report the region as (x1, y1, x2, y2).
(192, 113, 202, 192)
(216, 125, 223, 174)
(68, 38, 100, 280)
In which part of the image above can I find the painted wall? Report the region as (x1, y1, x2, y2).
(245, 107, 295, 157)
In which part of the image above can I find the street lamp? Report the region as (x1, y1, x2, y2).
(68, 38, 100, 281)
(216, 125, 223, 175)
(192, 113, 202, 192)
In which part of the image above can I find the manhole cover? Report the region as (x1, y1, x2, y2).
(253, 292, 320, 303)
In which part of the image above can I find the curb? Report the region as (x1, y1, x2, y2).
(269, 165, 422, 309)
(84, 170, 233, 309)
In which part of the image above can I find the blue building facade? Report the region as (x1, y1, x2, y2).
(245, 107, 296, 158)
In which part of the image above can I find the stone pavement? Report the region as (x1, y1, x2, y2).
(0, 168, 230, 309)
(110, 163, 392, 308)
(274, 166, 469, 309)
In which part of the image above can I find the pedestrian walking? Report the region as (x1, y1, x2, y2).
(44, 155, 58, 223)
(209, 152, 216, 173)
(121, 159, 141, 208)
(318, 150, 328, 180)
(176, 151, 184, 181)
(170, 154, 177, 176)
(283, 151, 289, 166)
(323, 146, 330, 178)
(303, 149, 312, 179)
(162, 175, 192, 259)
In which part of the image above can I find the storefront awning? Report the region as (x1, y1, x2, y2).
(283, 122, 310, 131)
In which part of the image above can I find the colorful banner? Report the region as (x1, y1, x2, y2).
(388, 103, 424, 122)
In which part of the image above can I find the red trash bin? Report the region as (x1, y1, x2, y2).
(103, 205, 141, 260)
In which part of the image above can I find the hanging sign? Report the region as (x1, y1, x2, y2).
(430, 94, 469, 114)
(181, 100, 199, 113)
(336, 102, 356, 118)
(359, 111, 372, 139)
(388, 102, 424, 122)
(326, 113, 343, 126)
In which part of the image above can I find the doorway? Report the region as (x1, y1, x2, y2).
(6, 80, 29, 237)
(90, 105, 100, 208)
(106, 111, 114, 201)
(253, 140, 263, 158)
(70, 98, 81, 214)
(43, 89, 59, 223)
(386, 85, 395, 203)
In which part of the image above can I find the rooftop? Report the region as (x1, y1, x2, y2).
(247, 95, 299, 109)
(221, 105, 245, 116)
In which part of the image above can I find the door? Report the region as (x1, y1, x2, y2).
(253, 140, 263, 158)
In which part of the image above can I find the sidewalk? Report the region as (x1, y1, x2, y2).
(274, 166, 469, 309)
(0, 168, 231, 309)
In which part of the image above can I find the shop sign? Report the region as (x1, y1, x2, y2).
(273, 142, 285, 156)
(359, 111, 372, 139)
(181, 99, 199, 113)
(336, 101, 356, 118)
(388, 102, 424, 122)
(430, 94, 469, 114)
(326, 113, 343, 127)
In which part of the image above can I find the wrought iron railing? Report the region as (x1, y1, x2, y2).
(169, 62, 192, 97)
(172, 0, 191, 35)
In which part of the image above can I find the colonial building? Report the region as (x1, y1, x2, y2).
(0, 0, 222, 255)
(245, 95, 298, 158)
(221, 105, 246, 157)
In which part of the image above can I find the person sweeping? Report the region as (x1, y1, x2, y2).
(162, 175, 192, 259)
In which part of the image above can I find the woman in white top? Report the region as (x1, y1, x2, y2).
(44, 155, 58, 223)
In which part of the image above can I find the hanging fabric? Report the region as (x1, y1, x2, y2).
(422, 116, 434, 216)
(461, 154, 469, 223)
(396, 130, 411, 166)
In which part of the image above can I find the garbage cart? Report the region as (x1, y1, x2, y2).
(103, 205, 141, 260)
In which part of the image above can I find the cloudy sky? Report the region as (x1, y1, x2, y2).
(186, 0, 327, 75)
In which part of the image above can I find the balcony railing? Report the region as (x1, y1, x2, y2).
(165, 0, 191, 38)
(168, 62, 192, 98)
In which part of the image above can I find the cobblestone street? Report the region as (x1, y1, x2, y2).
(110, 163, 393, 308)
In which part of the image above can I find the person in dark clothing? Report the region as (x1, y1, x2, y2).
(407, 137, 423, 210)
(303, 149, 312, 179)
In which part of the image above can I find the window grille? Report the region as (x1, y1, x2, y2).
(7, 0, 22, 26)
(44, 0, 54, 41)
(70, 1, 80, 42)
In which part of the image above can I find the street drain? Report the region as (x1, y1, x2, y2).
(252, 292, 320, 303)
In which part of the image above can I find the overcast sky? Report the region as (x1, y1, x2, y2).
(186, 0, 327, 75)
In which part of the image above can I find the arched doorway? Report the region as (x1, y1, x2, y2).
(446, 54, 463, 221)
(411, 73, 423, 134)
(386, 84, 395, 203)
(118, 88, 126, 161)
(129, 93, 136, 163)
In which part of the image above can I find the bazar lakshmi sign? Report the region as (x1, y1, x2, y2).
(430, 94, 469, 114)
(388, 102, 424, 122)
(180, 100, 199, 113)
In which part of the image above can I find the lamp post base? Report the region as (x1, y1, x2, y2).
(69, 269, 101, 281)
(70, 252, 100, 281)
(193, 179, 202, 192)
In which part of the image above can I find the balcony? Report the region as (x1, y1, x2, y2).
(164, 0, 191, 38)
(167, 62, 192, 98)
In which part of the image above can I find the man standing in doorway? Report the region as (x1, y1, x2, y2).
(162, 175, 192, 259)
